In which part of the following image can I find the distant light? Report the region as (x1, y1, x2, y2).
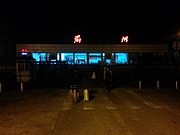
(21, 52, 27, 55)
(21, 48, 28, 52)
(74, 35, 81, 43)
(121, 36, 128, 43)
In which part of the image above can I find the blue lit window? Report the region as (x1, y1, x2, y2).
(89, 53, 102, 64)
(61, 53, 74, 64)
(115, 53, 128, 64)
(57, 53, 60, 61)
(75, 53, 87, 64)
(32, 52, 47, 62)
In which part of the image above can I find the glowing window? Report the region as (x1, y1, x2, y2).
(89, 53, 102, 64)
(106, 59, 111, 65)
(115, 53, 128, 64)
(57, 53, 60, 61)
(75, 53, 87, 64)
(32, 52, 47, 62)
(61, 53, 74, 64)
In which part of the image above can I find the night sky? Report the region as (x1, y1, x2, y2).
(3, 1, 180, 44)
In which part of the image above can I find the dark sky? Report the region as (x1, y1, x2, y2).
(5, 1, 180, 44)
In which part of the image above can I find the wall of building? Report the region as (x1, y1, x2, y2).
(16, 44, 169, 65)
(16, 44, 169, 53)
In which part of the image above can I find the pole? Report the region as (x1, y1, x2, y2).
(139, 80, 141, 90)
(0, 83, 2, 93)
(21, 82, 23, 92)
(176, 81, 178, 90)
(157, 80, 159, 90)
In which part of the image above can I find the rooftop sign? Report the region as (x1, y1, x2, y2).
(74, 35, 81, 44)
(121, 36, 128, 43)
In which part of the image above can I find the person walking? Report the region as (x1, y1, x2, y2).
(104, 66, 112, 93)
(70, 64, 82, 102)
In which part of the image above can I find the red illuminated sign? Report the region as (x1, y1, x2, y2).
(74, 35, 81, 43)
(21, 48, 28, 52)
(121, 36, 128, 43)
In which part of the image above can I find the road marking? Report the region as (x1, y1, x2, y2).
(126, 90, 162, 109)
(83, 107, 94, 110)
(62, 94, 72, 110)
(110, 109, 135, 135)
(144, 101, 162, 109)
(106, 106, 117, 110)
(83, 101, 94, 110)
(131, 106, 141, 109)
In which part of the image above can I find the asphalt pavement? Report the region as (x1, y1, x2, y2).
(1, 81, 180, 135)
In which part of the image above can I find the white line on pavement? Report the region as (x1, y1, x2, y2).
(144, 101, 162, 109)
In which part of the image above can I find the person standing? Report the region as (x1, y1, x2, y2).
(104, 66, 112, 93)
(71, 65, 81, 86)
(103, 65, 107, 80)
(91, 69, 96, 91)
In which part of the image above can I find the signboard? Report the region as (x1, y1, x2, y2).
(74, 35, 81, 43)
(121, 36, 128, 43)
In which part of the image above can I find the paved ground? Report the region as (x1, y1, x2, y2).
(0, 87, 69, 135)
(1, 82, 180, 135)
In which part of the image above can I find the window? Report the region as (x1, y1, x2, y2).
(75, 53, 87, 64)
(115, 53, 128, 64)
(61, 53, 74, 64)
(32, 52, 47, 62)
(89, 53, 102, 64)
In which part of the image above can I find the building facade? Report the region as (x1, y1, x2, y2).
(16, 44, 169, 65)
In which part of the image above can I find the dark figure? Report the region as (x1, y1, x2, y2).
(70, 65, 82, 102)
(104, 67, 112, 93)
(91, 69, 96, 91)
(71, 65, 82, 87)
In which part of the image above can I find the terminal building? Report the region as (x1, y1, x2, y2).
(15, 42, 180, 89)
(16, 43, 169, 65)
(14, 36, 180, 89)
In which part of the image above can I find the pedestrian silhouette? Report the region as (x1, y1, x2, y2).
(91, 69, 96, 91)
(104, 66, 112, 93)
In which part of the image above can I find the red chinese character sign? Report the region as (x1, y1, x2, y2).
(74, 35, 81, 44)
(121, 36, 128, 43)
(21, 48, 28, 52)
